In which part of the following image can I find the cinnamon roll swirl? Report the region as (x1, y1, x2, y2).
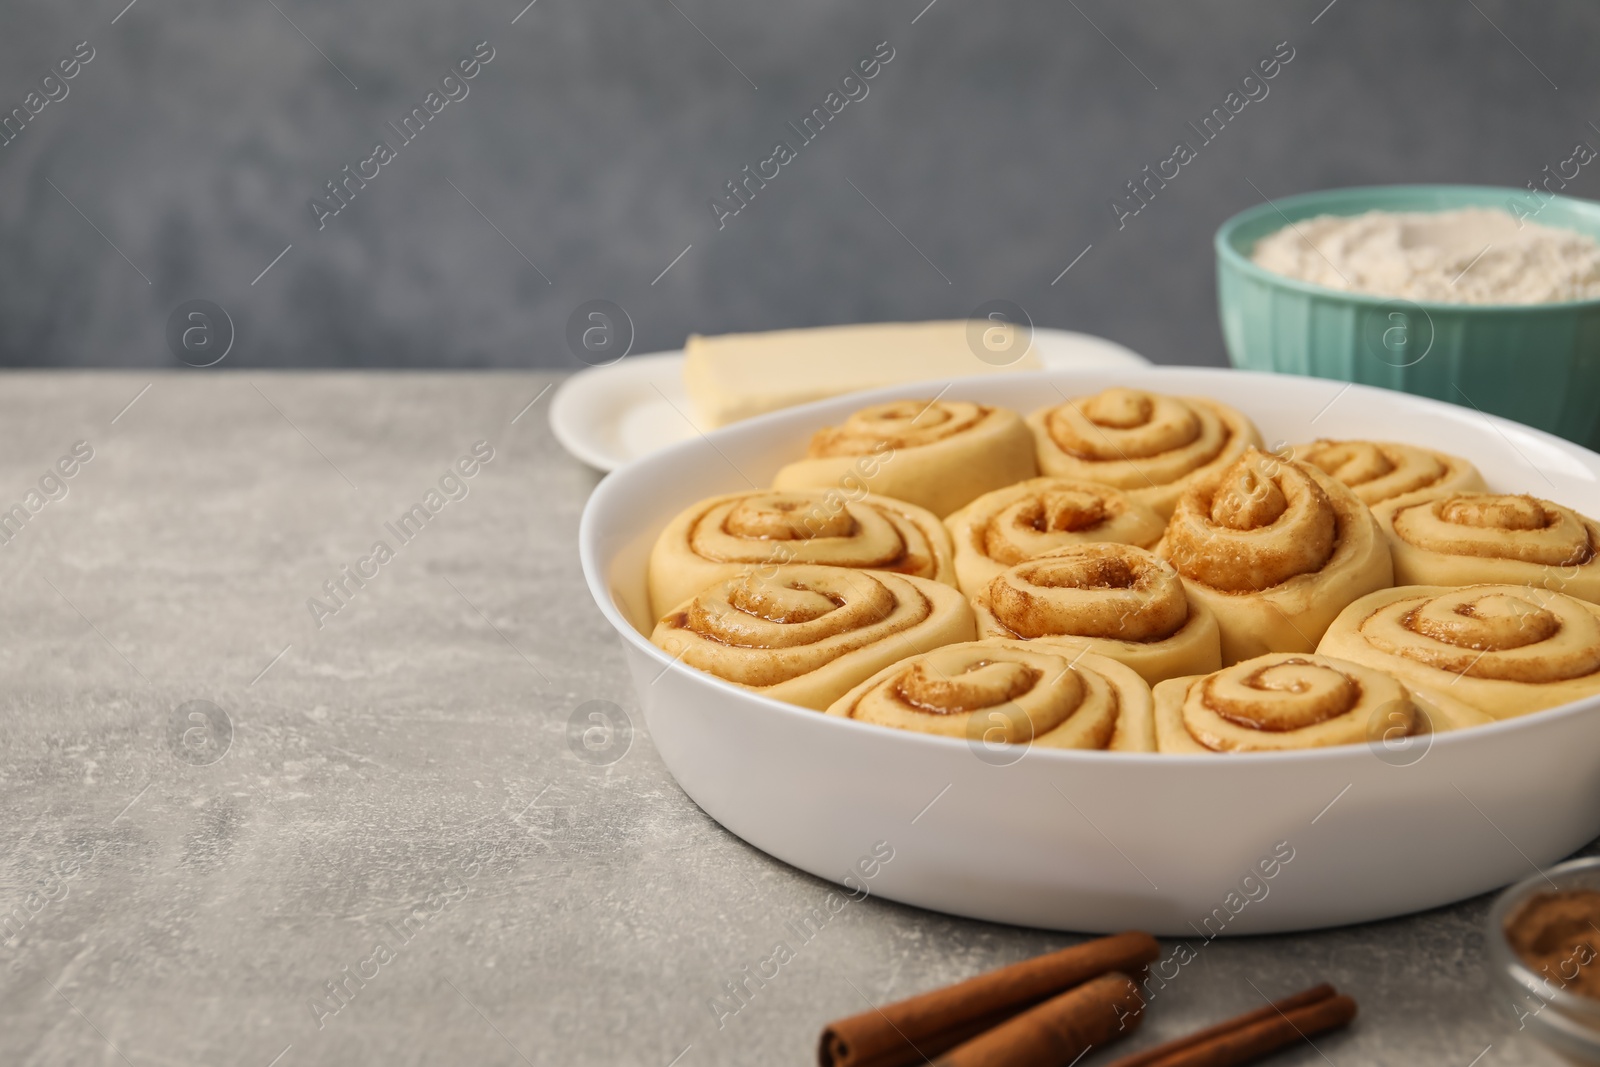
(945, 477, 1165, 594)
(826, 640, 1155, 751)
(648, 489, 957, 616)
(1155, 448, 1393, 664)
(772, 399, 1037, 517)
(651, 565, 974, 711)
(1287, 439, 1484, 506)
(1152, 653, 1489, 753)
(1374, 491, 1600, 604)
(1027, 388, 1262, 518)
(1317, 584, 1600, 718)
(971, 544, 1222, 685)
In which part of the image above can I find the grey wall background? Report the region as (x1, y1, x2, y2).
(0, 0, 1595, 369)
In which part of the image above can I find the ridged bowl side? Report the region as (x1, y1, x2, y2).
(1216, 184, 1600, 450)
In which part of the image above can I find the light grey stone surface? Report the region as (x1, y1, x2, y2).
(0, 370, 1583, 1065)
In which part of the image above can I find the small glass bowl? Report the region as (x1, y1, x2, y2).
(1488, 856, 1600, 1064)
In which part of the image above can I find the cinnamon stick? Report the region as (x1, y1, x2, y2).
(1104, 984, 1337, 1067)
(932, 971, 1145, 1067)
(818, 931, 1160, 1067)
(1103, 986, 1357, 1067)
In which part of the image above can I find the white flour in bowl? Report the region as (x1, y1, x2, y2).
(1251, 207, 1600, 304)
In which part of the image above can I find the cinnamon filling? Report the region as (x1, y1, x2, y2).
(895, 659, 1043, 715)
(1049, 388, 1206, 462)
(985, 546, 1188, 641)
(1361, 587, 1600, 684)
(726, 581, 844, 624)
(1404, 594, 1560, 652)
(690, 491, 928, 574)
(682, 572, 900, 649)
(1027, 489, 1109, 533)
(1392, 492, 1596, 566)
(1202, 658, 1360, 733)
(1163, 450, 1337, 593)
(1209, 465, 1288, 530)
(1439, 494, 1550, 531)
(979, 487, 1139, 566)
(1304, 440, 1400, 486)
(724, 494, 856, 540)
(1083, 387, 1155, 430)
(808, 399, 988, 457)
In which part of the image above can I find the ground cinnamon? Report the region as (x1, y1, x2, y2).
(1102, 984, 1357, 1067)
(817, 931, 1160, 1067)
(1505, 889, 1600, 1000)
(931, 971, 1144, 1067)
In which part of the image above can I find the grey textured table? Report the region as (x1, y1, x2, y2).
(0, 371, 1578, 1066)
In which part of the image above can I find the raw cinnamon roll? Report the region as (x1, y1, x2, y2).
(1027, 388, 1262, 518)
(1155, 448, 1393, 664)
(945, 477, 1165, 594)
(1287, 439, 1484, 506)
(826, 640, 1155, 751)
(651, 565, 974, 711)
(1317, 584, 1600, 718)
(1152, 652, 1490, 753)
(1374, 491, 1600, 604)
(772, 399, 1037, 517)
(648, 489, 956, 616)
(972, 544, 1222, 685)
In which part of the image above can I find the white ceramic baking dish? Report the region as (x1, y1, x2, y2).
(578, 368, 1600, 935)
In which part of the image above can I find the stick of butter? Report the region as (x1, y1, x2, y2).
(683, 320, 1043, 428)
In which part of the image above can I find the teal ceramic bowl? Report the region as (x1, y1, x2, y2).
(1216, 184, 1600, 450)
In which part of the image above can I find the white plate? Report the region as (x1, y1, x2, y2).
(548, 328, 1150, 471)
(579, 368, 1600, 935)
